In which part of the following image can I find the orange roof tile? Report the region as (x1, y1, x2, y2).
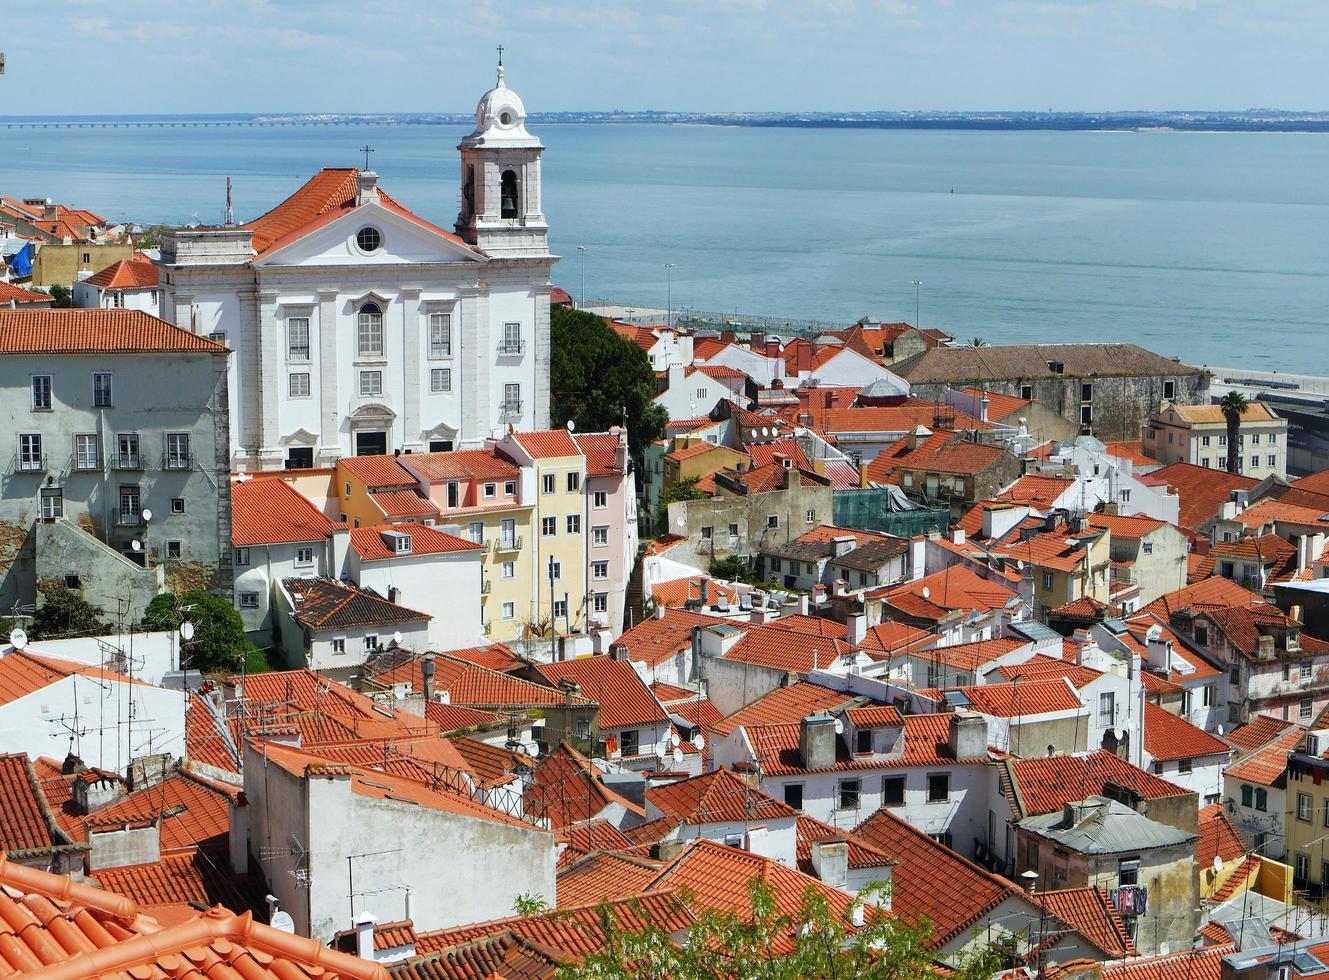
(1225, 714, 1297, 754)
(872, 564, 1018, 616)
(1148, 462, 1259, 532)
(991, 653, 1104, 688)
(533, 656, 669, 730)
(284, 576, 430, 629)
(650, 576, 739, 609)
(554, 818, 635, 860)
(337, 453, 417, 489)
(368, 489, 440, 519)
(231, 477, 338, 546)
(1087, 511, 1167, 539)
(526, 743, 646, 830)
(0, 649, 145, 707)
(1005, 751, 1190, 818)
(959, 387, 1031, 421)
(0, 281, 50, 304)
(370, 652, 589, 710)
(555, 849, 665, 906)
(573, 433, 625, 476)
(794, 815, 895, 875)
(1224, 723, 1305, 786)
(444, 643, 523, 672)
(349, 523, 481, 560)
(1139, 576, 1268, 619)
(712, 682, 854, 737)
(858, 621, 934, 655)
(998, 475, 1075, 509)
(0, 754, 69, 855)
(1197, 803, 1248, 870)
(0, 310, 228, 354)
(1102, 945, 1231, 980)
(647, 768, 797, 825)
(85, 255, 159, 290)
(915, 636, 1027, 672)
(1143, 702, 1231, 761)
(747, 713, 986, 776)
(608, 608, 717, 669)
(1039, 886, 1136, 959)
(402, 448, 520, 483)
(426, 702, 504, 732)
(512, 429, 581, 459)
(1103, 440, 1158, 468)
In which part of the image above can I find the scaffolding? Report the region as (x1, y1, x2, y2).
(832, 490, 949, 537)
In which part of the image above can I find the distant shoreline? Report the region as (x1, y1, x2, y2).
(4, 110, 1329, 134)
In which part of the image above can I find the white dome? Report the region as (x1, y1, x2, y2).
(463, 66, 541, 148)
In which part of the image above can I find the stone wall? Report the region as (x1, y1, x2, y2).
(34, 520, 163, 620)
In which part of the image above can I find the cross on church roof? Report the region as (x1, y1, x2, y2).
(360, 145, 374, 171)
(496, 44, 503, 67)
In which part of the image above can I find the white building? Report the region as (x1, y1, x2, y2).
(275, 576, 431, 678)
(1145, 402, 1287, 478)
(158, 64, 555, 469)
(72, 256, 160, 314)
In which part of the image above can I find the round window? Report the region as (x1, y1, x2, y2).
(356, 227, 382, 253)
(498, 110, 514, 127)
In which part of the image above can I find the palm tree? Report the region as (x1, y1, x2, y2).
(968, 337, 988, 348)
(1220, 390, 1249, 475)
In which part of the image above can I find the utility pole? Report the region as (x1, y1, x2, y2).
(664, 262, 676, 329)
(913, 280, 924, 328)
(577, 245, 589, 309)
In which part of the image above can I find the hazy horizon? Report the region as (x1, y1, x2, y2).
(3, 1, 1325, 117)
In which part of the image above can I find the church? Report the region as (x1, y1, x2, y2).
(157, 64, 556, 469)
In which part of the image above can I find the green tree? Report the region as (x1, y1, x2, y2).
(968, 337, 988, 347)
(143, 590, 251, 674)
(656, 477, 706, 534)
(550, 305, 667, 468)
(135, 225, 169, 250)
(29, 584, 109, 640)
(1220, 390, 1249, 476)
(560, 879, 1005, 979)
(709, 555, 761, 585)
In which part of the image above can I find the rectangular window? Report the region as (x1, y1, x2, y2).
(499, 517, 516, 547)
(838, 779, 860, 810)
(116, 433, 141, 469)
(289, 373, 310, 398)
(553, 598, 568, 619)
(882, 776, 905, 806)
(593, 593, 608, 614)
(1178, 757, 1193, 774)
(1303, 661, 1313, 682)
(501, 601, 515, 620)
(566, 514, 581, 534)
(855, 729, 872, 754)
(1299, 793, 1313, 822)
(1080, 382, 1093, 402)
(770, 558, 782, 572)
(1098, 692, 1115, 726)
(618, 729, 639, 756)
(429, 313, 452, 357)
(447, 481, 459, 508)
(235, 547, 250, 566)
(502, 383, 521, 415)
(332, 638, 346, 655)
(701, 525, 713, 540)
(295, 546, 314, 566)
(287, 317, 310, 360)
(593, 490, 608, 509)
(1142, 541, 1153, 555)
(1164, 380, 1176, 400)
(119, 485, 141, 524)
(1241, 784, 1253, 808)
(927, 772, 950, 803)
(806, 509, 816, 524)
(74, 434, 99, 470)
(1256, 788, 1268, 811)
(1201, 435, 1211, 447)
(239, 592, 259, 608)
(18, 430, 42, 470)
(728, 522, 739, 537)
(1251, 433, 1260, 445)
(165, 433, 190, 469)
(1268, 455, 1277, 467)
(1020, 384, 1034, 400)
(593, 525, 609, 547)
(1118, 858, 1140, 887)
(567, 472, 580, 492)
(548, 560, 562, 582)
(39, 487, 62, 520)
(767, 514, 779, 529)
(1043, 571, 1054, 591)
(357, 310, 383, 357)
(501, 560, 515, 579)
(1026, 839, 1039, 868)
(1302, 697, 1314, 719)
(502, 321, 522, 354)
(171, 497, 185, 514)
(166, 540, 182, 560)
(784, 784, 803, 809)
(1080, 404, 1092, 425)
(504, 480, 517, 496)
(31, 375, 51, 410)
(364, 634, 380, 652)
(93, 372, 113, 407)
(542, 474, 556, 495)
(542, 517, 556, 536)
(430, 368, 452, 392)
(592, 560, 608, 580)
(484, 483, 497, 498)
(468, 522, 484, 544)
(359, 371, 382, 396)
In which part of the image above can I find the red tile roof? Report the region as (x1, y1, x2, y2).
(1039, 886, 1137, 959)
(85, 254, 159, 289)
(425, 702, 504, 733)
(349, 523, 481, 560)
(858, 621, 934, 655)
(512, 429, 581, 459)
(943, 678, 1084, 717)
(1103, 440, 1158, 468)
(608, 608, 719, 669)
(1224, 723, 1305, 786)
(1143, 702, 1231, 762)
(231, 476, 338, 546)
(746, 713, 987, 776)
(1004, 751, 1190, 818)
(368, 489, 440, 519)
(554, 818, 635, 861)
(555, 849, 665, 907)
(573, 433, 625, 476)
(0, 854, 387, 979)
(283, 576, 430, 629)
(711, 682, 854, 737)
(403, 448, 520, 483)
(1148, 462, 1259, 532)
(991, 653, 1105, 689)
(809, 402, 990, 435)
(647, 768, 797, 825)
(871, 564, 1018, 617)
(959, 387, 1031, 421)
(1087, 511, 1167, 539)
(89, 847, 266, 921)
(0, 281, 51, 304)
(1102, 945, 1231, 980)
(1139, 576, 1267, 619)
(533, 656, 669, 730)
(526, 743, 646, 830)
(0, 310, 228, 354)
(998, 475, 1075, 509)
(651, 576, 740, 609)
(444, 643, 523, 672)
(77, 770, 233, 852)
(370, 652, 590, 709)
(794, 815, 895, 875)
(1197, 803, 1248, 870)
(337, 453, 417, 489)
(913, 636, 1027, 672)
(0, 649, 144, 707)
(1225, 714, 1297, 754)
(0, 754, 68, 854)
(852, 807, 1026, 947)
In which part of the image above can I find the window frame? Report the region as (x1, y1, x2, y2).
(356, 302, 384, 358)
(287, 316, 311, 361)
(289, 372, 311, 398)
(428, 312, 452, 358)
(359, 370, 383, 397)
(926, 771, 950, 804)
(93, 372, 113, 407)
(74, 433, 100, 471)
(430, 367, 452, 393)
(31, 375, 52, 411)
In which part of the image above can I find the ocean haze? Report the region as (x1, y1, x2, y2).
(2, 120, 1326, 372)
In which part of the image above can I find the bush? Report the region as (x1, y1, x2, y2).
(29, 584, 109, 640)
(143, 590, 253, 674)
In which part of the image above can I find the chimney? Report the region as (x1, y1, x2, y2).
(952, 528, 966, 546)
(847, 612, 866, 646)
(766, 340, 780, 361)
(979, 394, 990, 423)
(699, 577, 710, 606)
(657, 837, 687, 862)
(797, 594, 810, 616)
(809, 839, 849, 888)
(1257, 635, 1276, 661)
(832, 535, 856, 558)
(799, 714, 838, 770)
(354, 912, 377, 961)
(1069, 629, 1093, 666)
(1145, 632, 1173, 672)
(356, 170, 380, 205)
(797, 342, 813, 376)
(909, 536, 926, 581)
(421, 653, 435, 702)
(1291, 605, 1304, 624)
(908, 425, 932, 451)
(127, 753, 173, 792)
(744, 825, 770, 858)
(656, 601, 667, 620)
(751, 332, 765, 352)
(72, 772, 123, 814)
(948, 711, 987, 761)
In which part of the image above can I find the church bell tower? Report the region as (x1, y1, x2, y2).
(456, 57, 549, 259)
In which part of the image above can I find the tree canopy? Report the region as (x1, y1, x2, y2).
(29, 584, 109, 640)
(550, 305, 667, 468)
(142, 590, 252, 674)
(1219, 390, 1249, 476)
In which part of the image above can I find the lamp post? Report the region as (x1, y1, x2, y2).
(577, 245, 589, 309)
(912, 280, 924, 329)
(664, 262, 676, 329)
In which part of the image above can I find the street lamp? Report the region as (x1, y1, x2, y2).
(577, 245, 589, 309)
(664, 262, 676, 329)
(912, 280, 924, 329)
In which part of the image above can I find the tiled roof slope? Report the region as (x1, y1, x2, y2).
(1146, 462, 1258, 532)
(1003, 751, 1190, 819)
(895, 343, 1204, 382)
(284, 577, 430, 629)
(532, 656, 669, 729)
(1197, 803, 1248, 870)
(1224, 723, 1305, 786)
(1143, 702, 1231, 762)
(85, 254, 159, 289)
(0, 753, 70, 855)
(231, 476, 337, 546)
(526, 743, 646, 830)
(0, 310, 229, 354)
(512, 430, 580, 459)
(0, 648, 144, 707)
(1139, 576, 1267, 619)
(711, 682, 855, 737)
(91, 846, 268, 922)
(555, 850, 664, 907)
(0, 281, 50, 303)
(350, 524, 481, 560)
(369, 651, 591, 709)
(573, 433, 625, 476)
(77, 770, 233, 852)
(647, 768, 797, 825)
(1039, 887, 1137, 959)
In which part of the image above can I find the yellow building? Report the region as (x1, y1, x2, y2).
(497, 430, 589, 649)
(31, 241, 135, 289)
(990, 518, 1112, 619)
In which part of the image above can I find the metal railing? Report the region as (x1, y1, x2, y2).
(492, 535, 522, 552)
(15, 453, 46, 474)
(118, 510, 144, 527)
(161, 452, 193, 471)
(499, 400, 522, 418)
(497, 339, 525, 355)
(112, 452, 143, 471)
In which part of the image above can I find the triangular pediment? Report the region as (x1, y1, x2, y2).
(256, 200, 483, 269)
(279, 427, 320, 447)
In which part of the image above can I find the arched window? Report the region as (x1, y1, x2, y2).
(500, 170, 519, 219)
(357, 302, 383, 358)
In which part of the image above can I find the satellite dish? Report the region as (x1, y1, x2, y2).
(1145, 625, 1163, 642)
(655, 743, 668, 760)
(141, 508, 152, 522)
(393, 631, 403, 645)
(1017, 560, 1025, 570)
(676, 517, 687, 528)
(269, 910, 295, 934)
(670, 732, 681, 747)
(1213, 855, 1223, 874)
(567, 420, 576, 432)
(1159, 943, 1170, 957)
(694, 733, 706, 752)
(921, 587, 931, 599)
(8, 628, 27, 651)
(131, 540, 142, 552)
(178, 622, 195, 642)
(1217, 724, 1225, 735)
(524, 742, 541, 758)
(833, 718, 844, 735)
(672, 746, 684, 764)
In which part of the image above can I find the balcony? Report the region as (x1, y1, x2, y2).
(161, 453, 194, 472)
(499, 400, 522, 419)
(492, 535, 522, 553)
(481, 579, 493, 595)
(497, 339, 525, 356)
(14, 454, 46, 474)
(112, 452, 144, 471)
(118, 510, 144, 527)
(287, 345, 310, 362)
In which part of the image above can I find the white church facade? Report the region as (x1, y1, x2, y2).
(157, 66, 556, 469)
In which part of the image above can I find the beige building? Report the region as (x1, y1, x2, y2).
(30, 242, 135, 289)
(1143, 402, 1287, 478)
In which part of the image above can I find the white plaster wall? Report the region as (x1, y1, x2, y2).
(9, 633, 177, 686)
(348, 549, 484, 651)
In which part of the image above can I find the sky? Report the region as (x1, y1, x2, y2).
(4, 0, 1327, 116)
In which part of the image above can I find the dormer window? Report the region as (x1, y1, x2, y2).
(395, 534, 412, 554)
(355, 227, 382, 253)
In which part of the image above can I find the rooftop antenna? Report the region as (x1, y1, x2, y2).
(224, 176, 234, 227)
